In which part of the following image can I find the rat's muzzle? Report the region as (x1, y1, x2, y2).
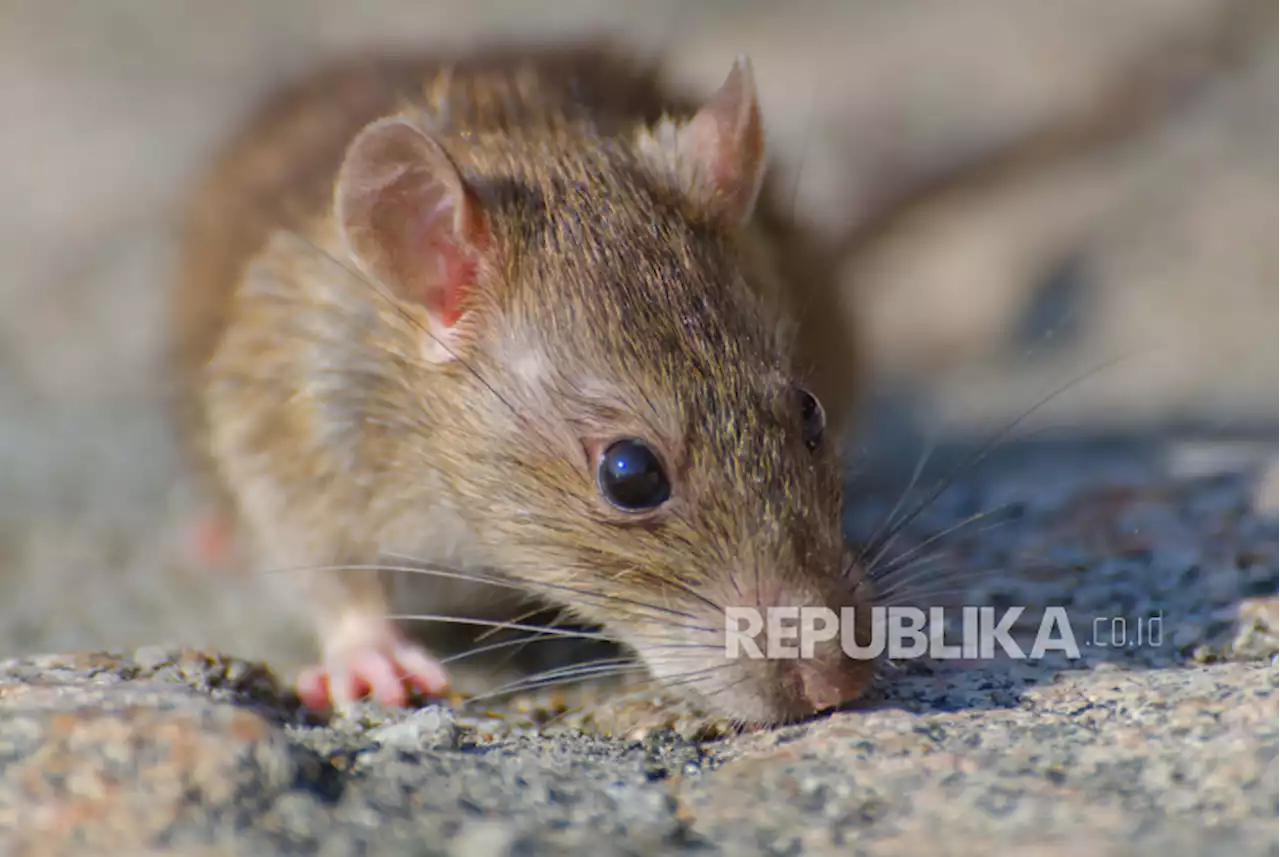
(677, 560, 880, 724)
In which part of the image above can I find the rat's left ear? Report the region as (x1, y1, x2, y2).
(638, 55, 766, 226)
(336, 115, 490, 363)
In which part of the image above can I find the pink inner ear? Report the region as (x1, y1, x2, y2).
(703, 121, 741, 199)
(397, 184, 485, 330)
(340, 116, 492, 337)
(421, 236, 477, 329)
(677, 57, 764, 224)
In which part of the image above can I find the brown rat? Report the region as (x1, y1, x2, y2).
(171, 45, 874, 726)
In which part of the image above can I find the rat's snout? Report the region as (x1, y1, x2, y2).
(704, 565, 879, 723)
(719, 612, 876, 723)
(790, 649, 874, 714)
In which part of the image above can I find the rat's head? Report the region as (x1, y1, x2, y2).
(334, 57, 877, 725)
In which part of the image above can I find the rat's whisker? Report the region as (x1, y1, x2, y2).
(866, 551, 952, 592)
(874, 561, 1021, 597)
(661, 576, 727, 616)
(522, 669, 713, 732)
(865, 514, 1025, 595)
(389, 613, 616, 641)
(702, 673, 762, 706)
(645, 662, 741, 693)
(379, 550, 711, 627)
(581, 673, 721, 717)
(491, 660, 646, 691)
(387, 613, 713, 649)
(440, 631, 568, 665)
(471, 604, 565, 645)
(728, 566, 743, 598)
(857, 436, 936, 567)
(867, 504, 1018, 579)
(862, 354, 1136, 567)
(854, 327, 1140, 580)
(269, 559, 703, 632)
(374, 555, 711, 629)
(461, 661, 649, 705)
(865, 545, 951, 586)
(496, 656, 641, 685)
(483, 605, 582, 669)
(878, 573, 1048, 606)
(530, 663, 751, 730)
(874, 575, 1011, 607)
(754, 553, 763, 610)
(877, 550, 1082, 604)
(872, 549, 1017, 600)
(260, 560, 529, 592)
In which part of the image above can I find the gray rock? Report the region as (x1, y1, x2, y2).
(0, 649, 1275, 856)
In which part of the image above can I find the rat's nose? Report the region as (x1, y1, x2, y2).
(794, 657, 871, 713)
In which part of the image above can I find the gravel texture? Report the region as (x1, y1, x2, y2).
(1, 649, 1276, 855)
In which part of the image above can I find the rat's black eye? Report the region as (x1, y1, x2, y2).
(598, 439, 671, 511)
(798, 387, 825, 452)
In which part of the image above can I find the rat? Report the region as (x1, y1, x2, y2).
(170, 45, 875, 726)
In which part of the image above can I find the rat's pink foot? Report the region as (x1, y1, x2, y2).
(186, 512, 232, 566)
(295, 634, 451, 710)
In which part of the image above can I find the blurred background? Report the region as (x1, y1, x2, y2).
(0, 0, 1274, 669)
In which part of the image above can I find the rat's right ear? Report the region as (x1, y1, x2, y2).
(336, 116, 490, 363)
(635, 56, 766, 226)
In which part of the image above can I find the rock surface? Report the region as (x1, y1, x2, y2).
(1, 651, 1275, 856)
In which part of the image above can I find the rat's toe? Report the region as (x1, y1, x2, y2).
(392, 642, 452, 696)
(293, 638, 451, 711)
(295, 666, 331, 710)
(344, 648, 410, 706)
(185, 513, 233, 566)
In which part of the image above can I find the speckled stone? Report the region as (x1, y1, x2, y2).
(0, 648, 1275, 856)
(672, 663, 1278, 855)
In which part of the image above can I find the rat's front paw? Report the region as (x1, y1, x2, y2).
(295, 632, 451, 710)
(184, 511, 233, 566)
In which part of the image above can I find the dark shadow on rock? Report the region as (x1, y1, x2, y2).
(833, 403, 1278, 718)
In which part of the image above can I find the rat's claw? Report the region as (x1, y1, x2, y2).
(295, 636, 451, 711)
(295, 665, 333, 710)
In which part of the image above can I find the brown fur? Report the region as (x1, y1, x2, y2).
(171, 43, 872, 725)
